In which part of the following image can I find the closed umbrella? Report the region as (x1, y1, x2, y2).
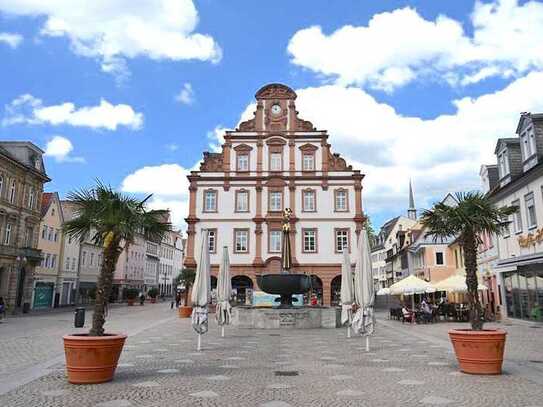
(352, 228, 375, 351)
(340, 247, 354, 338)
(191, 230, 211, 351)
(216, 246, 232, 337)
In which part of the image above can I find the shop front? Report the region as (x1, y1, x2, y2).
(502, 264, 543, 322)
(33, 281, 54, 309)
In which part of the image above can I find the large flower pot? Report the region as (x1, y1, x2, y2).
(448, 329, 506, 375)
(127, 299, 135, 306)
(178, 306, 192, 318)
(63, 333, 127, 384)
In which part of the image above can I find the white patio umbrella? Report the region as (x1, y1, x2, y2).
(433, 273, 488, 293)
(216, 246, 232, 338)
(340, 247, 354, 338)
(352, 228, 375, 351)
(376, 287, 390, 296)
(389, 275, 435, 325)
(191, 230, 211, 351)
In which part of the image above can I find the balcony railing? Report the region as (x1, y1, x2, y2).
(0, 245, 42, 264)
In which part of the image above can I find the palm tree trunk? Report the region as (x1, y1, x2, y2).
(90, 237, 121, 336)
(463, 232, 484, 331)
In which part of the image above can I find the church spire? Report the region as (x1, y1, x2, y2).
(408, 179, 417, 220)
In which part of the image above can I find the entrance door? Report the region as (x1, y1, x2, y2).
(33, 282, 54, 309)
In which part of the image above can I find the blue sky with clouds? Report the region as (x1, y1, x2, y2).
(1, 0, 543, 229)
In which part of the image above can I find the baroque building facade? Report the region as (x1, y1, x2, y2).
(0, 142, 49, 312)
(184, 84, 366, 305)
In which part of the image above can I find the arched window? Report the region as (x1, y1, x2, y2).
(9, 180, 16, 204)
(4, 223, 12, 245)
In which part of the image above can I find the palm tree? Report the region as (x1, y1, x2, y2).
(420, 192, 516, 330)
(64, 181, 171, 336)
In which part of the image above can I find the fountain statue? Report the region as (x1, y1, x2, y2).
(256, 208, 312, 307)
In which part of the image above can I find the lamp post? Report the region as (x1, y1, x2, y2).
(15, 255, 28, 311)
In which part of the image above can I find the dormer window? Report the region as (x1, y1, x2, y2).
(521, 127, 536, 160)
(498, 149, 510, 179)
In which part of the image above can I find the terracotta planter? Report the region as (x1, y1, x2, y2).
(449, 329, 506, 375)
(63, 333, 127, 384)
(127, 298, 135, 306)
(178, 306, 192, 318)
(150, 298, 157, 304)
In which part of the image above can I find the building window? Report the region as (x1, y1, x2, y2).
(512, 199, 522, 233)
(235, 190, 249, 212)
(48, 227, 53, 241)
(237, 154, 249, 171)
(302, 189, 316, 212)
(4, 223, 11, 245)
(335, 229, 350, 253)
(65, 256, 70, 270)
(90, 253, 94, 266)
(28, 188, 35, 209)
(302, 153, 315, 171)
(207, 229, 217, 253)
(45, 253, 51, 268)
(525, 192, 537, 229)
(0, 175, 3, 196)
(25, 226, 33, 247)
(269, 191, 282, 212)
(42, 225, 47, 240)
(269, 230, 282, 253)
(335, 189, 348, 212)
(54, 229, 59, 242)
(234, 229, 249, 253)
(203, 190, 218, 212)
(51, 254, 57, 268)
(302, 229, 317, 253)
(435, 251, 444, 265)
(270, 152, 282, 171)
(71, 258, 76, 270)
(9, 180, 16, 204)
(498, 150, 510, 178)
(82, 251, 86, 266)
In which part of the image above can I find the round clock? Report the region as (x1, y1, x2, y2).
(271, 104, 282, 115)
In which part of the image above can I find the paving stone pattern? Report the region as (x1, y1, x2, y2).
(1, 304, 543, 406)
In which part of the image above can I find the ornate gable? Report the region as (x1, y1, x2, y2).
(200, 152, 223, 172)
(255, 83, 297, 100)
(328, 151, 352, 171)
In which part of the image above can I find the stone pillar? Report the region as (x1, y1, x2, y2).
(289, 140, 295, 172)
(254, 222, 263, 266)
(353, 172, 364, 236)
(257, 140, 263, 173)
(184, 177, 198, 268)
(255, 101, 264, 131)
(223, 140, 231, 175)
(322, 279, 332, 306)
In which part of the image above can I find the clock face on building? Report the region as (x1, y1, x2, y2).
(271, 104, 282, 115)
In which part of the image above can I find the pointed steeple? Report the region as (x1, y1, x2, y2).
(408, 179, 417, 220)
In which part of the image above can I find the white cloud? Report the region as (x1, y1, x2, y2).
(0, 32, 22, 48)
(165, 143, 179, 152)
(0, 0, 221, 78)
(2, 94, 143, 130)
(44, 135, 85, 163)
(175, 83, 194, 105)
(121, 163, 195, 228)
(287, 0, 543, 91)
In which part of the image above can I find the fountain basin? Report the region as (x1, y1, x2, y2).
(256, 274, 311, 307)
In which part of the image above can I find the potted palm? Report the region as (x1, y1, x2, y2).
(147, 287, 158, 303)
(125, 288, 138, 306)
(177, 268, 195, 318)
(62, 182, 171, 384)
(420, 192, 516, 374)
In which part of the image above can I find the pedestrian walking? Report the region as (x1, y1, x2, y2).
(139, 291, 145, 306)
(175, 291, 181, 308)
(0, 297, 6, 323)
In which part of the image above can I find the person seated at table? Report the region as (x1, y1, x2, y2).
(401, 303, 414, 323)
(420, 299, 433, 323)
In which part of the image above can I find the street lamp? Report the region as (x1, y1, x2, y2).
(15, 255, 28, 311)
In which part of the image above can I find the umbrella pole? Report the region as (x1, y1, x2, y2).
(365, 336, 370, 352)
(347, 325, 351, 338)
(221, 326, 225, 338)
(411, 295, 415, 325)
(197, 333, 202, 351)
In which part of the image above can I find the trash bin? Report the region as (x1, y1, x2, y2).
(74, 307, 85, 328)
(22, 302, 30, 314)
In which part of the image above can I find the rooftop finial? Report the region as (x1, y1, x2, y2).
(408, 179, 417, 220)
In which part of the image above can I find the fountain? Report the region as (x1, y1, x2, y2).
(256, 208, 311, 307)
(231, 209, 339, 329)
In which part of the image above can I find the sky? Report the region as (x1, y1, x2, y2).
(1, 0, 543, 231)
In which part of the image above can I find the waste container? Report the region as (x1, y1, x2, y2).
(74, 307, 85, 328)
(22, 302, 30, 314)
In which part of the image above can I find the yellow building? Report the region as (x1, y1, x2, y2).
(33, 192, 64, 309)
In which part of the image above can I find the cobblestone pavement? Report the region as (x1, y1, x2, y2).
(1, 304, 543, 407)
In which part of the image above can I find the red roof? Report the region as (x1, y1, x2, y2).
(41, 192, 53, 218)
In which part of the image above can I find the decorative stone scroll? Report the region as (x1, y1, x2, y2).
(200, 152, 223, 172)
